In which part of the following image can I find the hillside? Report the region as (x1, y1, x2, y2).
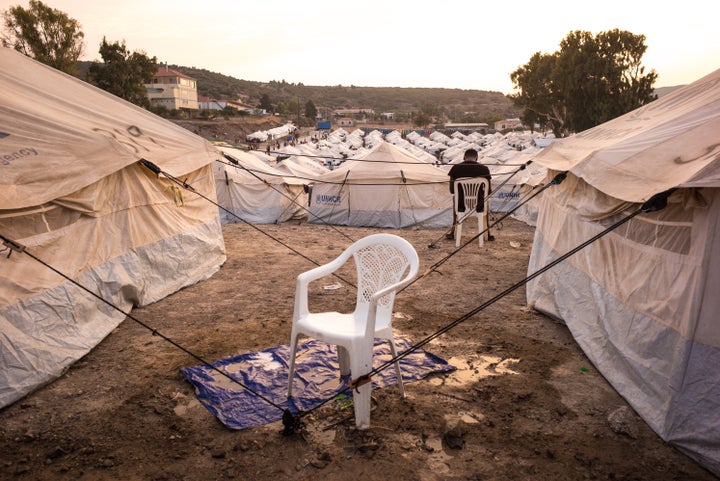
(169, 65, 521, 122)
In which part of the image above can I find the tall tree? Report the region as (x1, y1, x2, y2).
(412, 111, 431, 129)
(1, 0, 84, 75)
(304, 99, 317, 120)
(86, 38, 157, 108)
(259, 94, 273, 113)
(509, 29, 657, 137)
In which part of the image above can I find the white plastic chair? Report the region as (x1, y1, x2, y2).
(286, 233, 420, 429)
(453, 177, 490, 247)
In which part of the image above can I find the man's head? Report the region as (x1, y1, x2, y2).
(463, 148, 478, 162)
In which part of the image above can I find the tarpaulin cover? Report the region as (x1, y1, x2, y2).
(181, 337, 454, 430)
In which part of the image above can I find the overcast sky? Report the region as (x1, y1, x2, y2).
(2, 0, 717, 94)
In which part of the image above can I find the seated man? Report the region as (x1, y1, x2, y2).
(447, 148, 493, 240)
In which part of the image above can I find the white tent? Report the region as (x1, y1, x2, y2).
(486, 155, 547, 226)
(275, 155, 330, 180)
(246, 122, 296, 142)
(527, 69, 720, 475)
(0, 48, 226, 408)
(216, 147, 308, 224)
(308, 141, 452, 228)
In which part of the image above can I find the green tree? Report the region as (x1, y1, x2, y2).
(1, 0, 84, 74)
(412, 111, 432, 129)
(509, 29, 657, 137)
(304, 99, 317, 120)
(86, 37, 157, 108)
(259, 94, 273, 112)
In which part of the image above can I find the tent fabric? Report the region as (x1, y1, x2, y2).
(215, 147, 308, 224)
(532, 69, 720, 204)
(308, 141, 452, 228)
(181, 337, 455, 430)
(0, 48, 218, 209)
(526, 68, 720, 476)
(0, 48, 226, 408)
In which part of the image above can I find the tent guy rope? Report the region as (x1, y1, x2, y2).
(218, 154, 355, 242)
(139, 158, 357, 290)
(317, 186, 679, 427)
(0, 231, 291, 420)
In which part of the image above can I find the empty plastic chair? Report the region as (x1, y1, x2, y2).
(286, 233, 420, 429)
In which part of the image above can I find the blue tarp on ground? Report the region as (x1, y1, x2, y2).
(181, 337, 454, 430)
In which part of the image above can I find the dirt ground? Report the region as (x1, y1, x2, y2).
(1, 217, 718, 481)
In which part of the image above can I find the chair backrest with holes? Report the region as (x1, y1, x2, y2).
(454, 177, 489, 215)
(349, 234, 419, 329)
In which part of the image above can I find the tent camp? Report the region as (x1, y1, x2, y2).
(215, 147, 309, 224)
(526, 69, 720, 475)
(308, 141, 452, 228)
(0, 49, 226, 408)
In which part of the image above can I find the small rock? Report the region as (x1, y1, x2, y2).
(46, 446, 67, 459)
(443, 414, 473, 450)
(607, 406, 640, 439)
(309, 451, 331, 468)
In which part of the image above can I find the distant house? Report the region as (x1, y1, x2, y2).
(333, 108, 374, 116)
(337, 117, 354, 127)
(197, 95, 226, 111)
(145, 66, 198, 111)
(443, 122, 489, 133)
(494, 118, 523, 131)
(381, 112, 395, 120)
(198, 96, 257, 114)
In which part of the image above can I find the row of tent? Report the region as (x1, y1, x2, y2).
(245, 123, 297, 142)
(217, 124, 552, 228)
(1, 47, 719, 476)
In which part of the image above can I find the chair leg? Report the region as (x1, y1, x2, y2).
(337, 345, 351, 377)
(287, 334, 299, 398)
(388, 338, 405, 398)
(349, 346, 373, 429)
(477, 213, 484, 248)
(455, 222, 462, 248)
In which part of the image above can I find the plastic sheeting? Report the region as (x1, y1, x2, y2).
(181, 337, 454, 430)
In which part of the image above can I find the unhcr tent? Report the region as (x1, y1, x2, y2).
(487, 157, 547, 226)
(216, 147, 308, 224)
(308, 141, 452, 228)
(0, 49, 226, 408)
(527, 69, 720, 475)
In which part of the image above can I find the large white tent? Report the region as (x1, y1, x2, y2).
(526, 69, 720, 475)
(0, 49, 226, 408)
(308, 141, 452, 228)
(216, 147, 309, 224)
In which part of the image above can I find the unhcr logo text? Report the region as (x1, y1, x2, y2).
(315, 194, 341, 205)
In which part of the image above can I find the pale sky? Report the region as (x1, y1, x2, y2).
(2, 0, 717, 94)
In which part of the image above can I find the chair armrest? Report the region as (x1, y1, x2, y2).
(293, 254, 350, 320)
(296, 256, 345, 285)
